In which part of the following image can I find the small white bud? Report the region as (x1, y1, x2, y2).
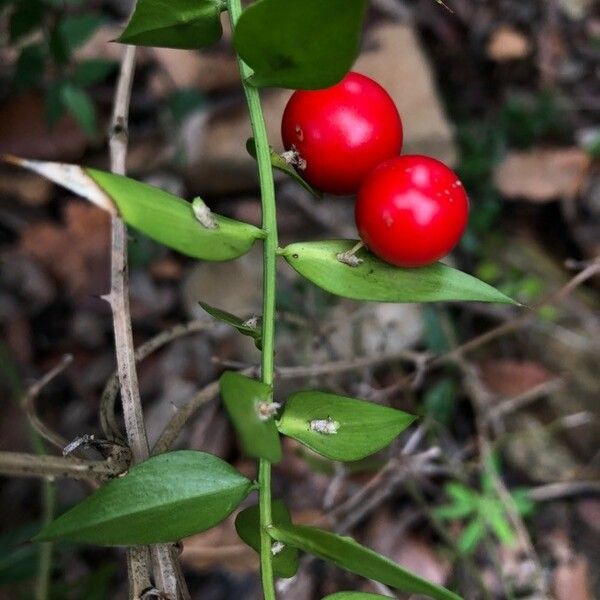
(192, 197, 218, 229)
(310, 417, 339, 435)
(271, 541, 285, 556)
(257, 401, 281, 421)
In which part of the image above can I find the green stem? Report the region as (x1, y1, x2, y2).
(35, 474, 56, 600)
(227, 1, 278, 598)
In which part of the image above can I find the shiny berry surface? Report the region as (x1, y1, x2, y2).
(355, 155, 469, 267)
(281, 72, 403, 195)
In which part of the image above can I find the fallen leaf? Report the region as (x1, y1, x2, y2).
(487, 25, 531, 61)
(0, 170, 53, 205)
(0, 92, 88, 161)
(181, 513, 258, 574)
(365, 508, 450, 586)
(20, 200, 110, 294)
(480, 359, 553, 396)
(494, 148, 591, 202)
(150, 47, 239, 95)
(554, 555, 593, 600)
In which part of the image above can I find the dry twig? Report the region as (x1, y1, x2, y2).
(106, 44, 185, 600)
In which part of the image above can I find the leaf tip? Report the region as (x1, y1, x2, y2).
(1, 153, 23, 167)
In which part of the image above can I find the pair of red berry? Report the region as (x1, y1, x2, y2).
(281, 72, 469, 267)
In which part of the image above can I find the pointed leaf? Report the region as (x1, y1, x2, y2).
(483, 501, 515, 545)
(235, 500, 299, 578)
(457, 518, 486, 554)
(246, 138, 320, 198)
(199, 301, 261, 349)
(282, 240, 515, 304)
(118, 0, 223, 49)
(60, 84, 97, 136)
(511, 488, 535, 518)
(269, 524, 463, 600)
(323, 594, 393, 600)
(72, 59, 118, 87)
(34, 451, 253, 546)
(2, 158, 263, 261)
(432, 503, 475, 521)
(277, 391, 415, 462)
(219, 372, 282, 463)
(446, 483, 479, 508)
(233, 0, 367, 89)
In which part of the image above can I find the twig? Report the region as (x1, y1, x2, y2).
(127, 547, 152, 599)
(438, 258, 600, 364)
(529, 480, 600, 502)
(21, 354, 73, 452)
(0, 451, 127, 481)
(107, 43, 148, 463)
(100, 320, 212, 441)
(486, 377, 565, 423)
(152, 379, 224, 455)
(459, 360, 550, 597)
(375, 259, 600, 400)
(107, 44, 183, 600)
(35, 476, 56, 600)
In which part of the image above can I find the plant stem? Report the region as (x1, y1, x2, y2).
(227, 1, 278, 598)
(35, 472, 55, 600)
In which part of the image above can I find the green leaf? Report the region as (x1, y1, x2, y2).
(60, 84, 97, 136)
(72, 59, 117, 86)
(457, 518, 485, 554)
(423, 378, 457, 424)
(484, 502, 515, 545)
(235, 500, 299, 578)
(9, 0, 43, 42)
(58, 13, 104, 52)
(219, 372, 282, 462)
(199, 301, 261, 349)
(433, 503, 475, 521)
(14, 43, 45, 90)
(118, 0, 223, 49)
(86, 168, 264, 261)
(446, 483, 479, 508)
(269, 524, 463, 600)
(323, 594, 393, 600)
(277, 391, 415, 462)
(45, 82, 65, 128)
(168, 88, 206, 122)
(511, 488, 535, 518)
(281, 240, 515, 304)
(34, 451, 252, 546)
(233, 0, 367, 89)
(246, 138, 320, 198)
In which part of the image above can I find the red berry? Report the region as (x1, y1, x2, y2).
(281, 72, 403, 195)
(355, 155, 469, 267)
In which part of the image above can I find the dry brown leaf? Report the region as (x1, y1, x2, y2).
(181, 513, 258, 574)
(494, 148, 591, 202)
(0, 92, 87, 161)
(150, 47, 239, 96)
(20, 200, 110, 294)
(366, 508, 450, 586)
(480, 359, 553, 396)
(0, 170, 53, 205)
(487, 25, 531, 61)
(554, 556, 593, 600)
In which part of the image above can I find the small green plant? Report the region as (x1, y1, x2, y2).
(4, 0, 116, 136)
(434, 470, 535, 554)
